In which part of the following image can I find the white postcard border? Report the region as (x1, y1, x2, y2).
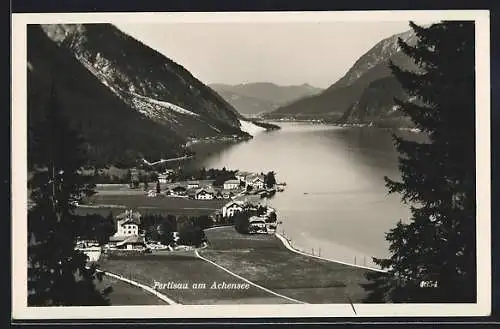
(11, 10, 491, 319)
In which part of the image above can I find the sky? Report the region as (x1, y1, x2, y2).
(115, 21, 424, 89)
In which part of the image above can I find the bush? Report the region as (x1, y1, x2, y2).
(178, 227, 206, 247)
(233, 212, 250, 234)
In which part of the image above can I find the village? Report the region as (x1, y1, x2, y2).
(75, 168, 286, 259)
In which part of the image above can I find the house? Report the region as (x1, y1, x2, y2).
(147, 190, 157, 197)
(171, 185, 187, 196)
(114, 210, 141, 237)
(173, 231, 180, 244)
(215, 191, 224, 199)
(158, 169, 174, 183)
(222, 200, 245, 218)
(235, 171, 251, 182)
(248, 216, 267, 233)
(115, 235, 147, 250)
(223, 179, 240, 190)
(195, 188, 215, 200)
(248, 175, 265, 190)
(187, 181, 200, 189)
(158, 174, 169, 184)
(108, 210, 142, 247)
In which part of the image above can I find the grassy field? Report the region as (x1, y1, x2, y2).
(82, 194, 226, 216)
(97, 251, 293, 305)
(200, 227, 376, 304)
(95, 274, 168, 305)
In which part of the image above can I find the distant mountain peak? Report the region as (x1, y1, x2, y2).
(333, 29, 417, 89)
(264, 28, 418, 126)
(209, 82, 323, 116)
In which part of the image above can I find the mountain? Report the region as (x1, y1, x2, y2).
(28, 24, 250, 166)
(209, 82, 323, 116)
(264, 30, 419, 125)
(338, 76, 414, 128)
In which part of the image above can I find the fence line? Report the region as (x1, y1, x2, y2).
(278, 230, 385, 272)
(90, 268, 179, 305)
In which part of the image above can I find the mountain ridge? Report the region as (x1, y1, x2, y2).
(28, 24, 252, 166)
(264, 29, 418, 126)
(209, 82, 323, 116)
(40, 24, 247, 139)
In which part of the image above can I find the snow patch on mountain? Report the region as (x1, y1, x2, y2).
(238, 119, 266, 136)
(130, 92, 200, 117)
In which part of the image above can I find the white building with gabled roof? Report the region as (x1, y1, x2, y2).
(222, 200, 245, 218)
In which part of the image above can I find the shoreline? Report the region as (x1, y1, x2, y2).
(274, 233, 386, 273)
(199, 226, 375, 303)
(262, 119, 422, 132)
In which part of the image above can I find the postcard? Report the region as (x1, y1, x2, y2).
(11, 9, 491, 320)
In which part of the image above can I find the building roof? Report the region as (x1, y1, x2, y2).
(116, 210, 141, 222)
(187, 180, 200, 185)
(223, 200, 245, 209)
(116, 235, 146, 246)
(224, 179, 240, 185)
(109, 235, 128, 242)
(236, 171, 252, 177)
(196, 188, 215, 195)
(120, 219, 140, 226)
(172, 185, 187, 191)
(249, 216, 266, 223)
(245, 174, 265, 182)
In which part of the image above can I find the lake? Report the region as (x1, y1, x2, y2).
(187, 122, 422, 269)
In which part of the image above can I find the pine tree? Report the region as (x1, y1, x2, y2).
(364, 21, 476, 303)
(125, 169, 132, 186)
(28, 84, 111, 306)
(265, 171, 277, 188)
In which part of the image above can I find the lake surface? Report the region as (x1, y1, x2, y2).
(187, 122, 421, 269)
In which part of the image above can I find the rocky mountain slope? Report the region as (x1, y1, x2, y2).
(210, 82, 322, 116)
(264, 30, 419, 126)
(28, 24, 252, 166)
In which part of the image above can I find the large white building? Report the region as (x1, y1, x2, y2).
(108, 210, 142, 248)
(223, 179, 240, 190)
(247, 175, 265, 190)
(222, 200, 245, 218)
(114, 210, 140, 236)
(187, 181, 200, 189)
(195, 188, 215, 200)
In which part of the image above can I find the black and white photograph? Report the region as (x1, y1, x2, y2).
(11, 10, 491, 319)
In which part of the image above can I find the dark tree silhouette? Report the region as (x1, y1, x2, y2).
(28, 84, 111, 306)
(363, 21, 476, 303)
(156, 180, 161, 194)
(264, 171, 277, 188)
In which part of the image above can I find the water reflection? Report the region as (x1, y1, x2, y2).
(188, 123, 416, 267)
